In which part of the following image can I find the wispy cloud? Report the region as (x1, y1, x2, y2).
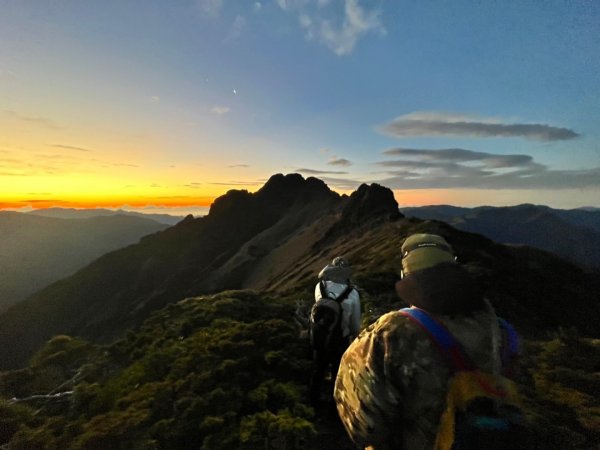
(50, 144, 91, 152)
(0, 146, 141, 177)
(380, 112, 580, 141)
(295, 168, 349, 175)
(195, 0, 223, 17)
(184, 182, 203, 189)
(225, 15, 247, 41)
(278, 0, 385, 55)
(21, 199, 69, 204)
(211, 106, 231, 115)
(150, 96, 160, 103)
(228, 164, 249, 168)
(376, 147, 600, 190)
(381, 148, 539, 169)
(3, 110, 60, 129)
(318, 176, 363, 190)
(328, 156, 353, 167)
(209, 180, 264, 186)
(111, 163, 139, 168)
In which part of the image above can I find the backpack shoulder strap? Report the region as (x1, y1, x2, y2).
(337, 284, 354, 303)
(399, 307, 471, 371)
(498, 318, 520, 377)
(318, 280, 328, 300)
(320, 280, 353, 304)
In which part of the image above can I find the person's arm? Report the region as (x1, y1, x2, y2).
(334, 313, 407, 449)
(314, 282, 322, 302)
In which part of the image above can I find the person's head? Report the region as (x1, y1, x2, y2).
(332, 256, 350, 268)
(319, 256, 352, 283)
(400, 233, 456, 278)
(397, 233, 483, 314)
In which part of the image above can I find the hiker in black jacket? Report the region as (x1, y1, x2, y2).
(309, 256, 360, 407)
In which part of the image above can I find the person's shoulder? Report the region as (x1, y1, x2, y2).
(358, 310, 423, 341)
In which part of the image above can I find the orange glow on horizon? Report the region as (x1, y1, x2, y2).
(393, 189, 454, 207)
(0, 197, 216, 211)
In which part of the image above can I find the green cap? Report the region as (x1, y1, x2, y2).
(401, 233, 455, 276)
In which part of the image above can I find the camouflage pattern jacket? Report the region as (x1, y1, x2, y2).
(334, 305, 504, 450)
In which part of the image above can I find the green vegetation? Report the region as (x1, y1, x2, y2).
(1, 179, 598, 448)
(0, 291, 318, 449)
(1, 287, 599, 449)
(520, 331, 600, 449)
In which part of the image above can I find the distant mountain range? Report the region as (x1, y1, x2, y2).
(27, 207, 185, 225)
(401, 204, 600, 269)
(0, 212, 169, 310)
(0, 174, 598, 448)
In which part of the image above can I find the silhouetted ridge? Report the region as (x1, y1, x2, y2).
(208, 189, 253, 218)
(341, 183, 401, 223)
(256, 173, 338, 204)
(208, 174, 337, 221)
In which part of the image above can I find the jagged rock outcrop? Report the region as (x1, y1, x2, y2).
(341, 183, 402, 224)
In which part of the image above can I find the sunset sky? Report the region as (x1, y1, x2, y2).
(1, 0, 599, 215)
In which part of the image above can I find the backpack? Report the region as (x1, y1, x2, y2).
(309, 281, 354, 351)
(400, 307, 530, 450)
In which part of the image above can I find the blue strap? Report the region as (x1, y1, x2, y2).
(399, 307, 469, 370)
(498, 318, 520, 368)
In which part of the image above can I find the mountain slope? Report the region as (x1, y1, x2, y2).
(0, 212, 168, 310)
(0, 175, 599, 448)
(0, 174, 344, 368)
(2, 176, 600, 371)
(402, 204, 600, 269)
(27, 207, 184, 225)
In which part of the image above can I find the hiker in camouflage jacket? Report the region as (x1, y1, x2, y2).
(334, 234, 516, 450)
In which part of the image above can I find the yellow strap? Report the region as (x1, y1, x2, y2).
(435, 371, 522, 450)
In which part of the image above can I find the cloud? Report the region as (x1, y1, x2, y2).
(375, 147, 600, 190)
(184, 182, 203, 188)
(21, 199, 69, 204)
(225, 15, 247, 41)
(196, 0, 223, 17)
(278, 0, 385, 55)
(253, 2, 262, 13)
(111, 163, 139, 168)
(211, 106, 231, 115)
(295, 167, 348, 175)
(228, 164, 250, 168)
(328, 156, 353, 167)
(381, 148, 539, 169)
(209, 180, 264, 186)
(380, 111, 580, 141)
(3, 110, 60, 129)
(318, 175, 363, 190)
(50, 144, 91, 152)
(150, 96, 160, 103)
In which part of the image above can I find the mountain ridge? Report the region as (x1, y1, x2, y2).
(26, 207, 185, 225)
(0, 212, 168, 310)
(0, 173, 382, 368)
(402, 203, 600, 269)
(1, 175, 599, 448)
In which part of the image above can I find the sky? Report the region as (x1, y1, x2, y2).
(1, 0, 599, 215)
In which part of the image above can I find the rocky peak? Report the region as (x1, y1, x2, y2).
(256, 173, 338, 204)
(341, 183, 402, 224)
